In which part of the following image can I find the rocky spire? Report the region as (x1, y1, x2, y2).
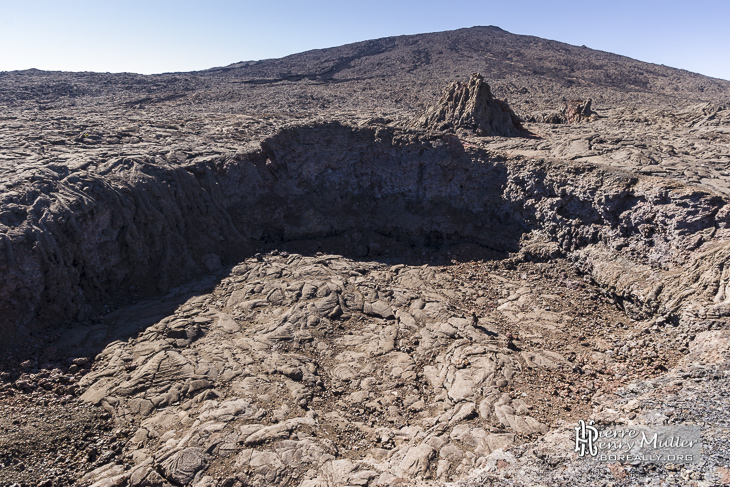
(408, 73, 525, 136)
(562, 98, 595, 123)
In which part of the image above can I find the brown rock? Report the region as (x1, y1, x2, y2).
(562, 98, 595, 123)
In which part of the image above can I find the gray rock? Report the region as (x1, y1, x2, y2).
(162, 448, 209, 485)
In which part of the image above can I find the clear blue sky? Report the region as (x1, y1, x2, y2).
(1, 1, 729, 81)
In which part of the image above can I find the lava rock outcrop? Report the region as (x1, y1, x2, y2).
(562, 98, 595, 123)
(407, 73, 525, 136)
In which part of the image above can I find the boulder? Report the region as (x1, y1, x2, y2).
(562, 98, 595, 123)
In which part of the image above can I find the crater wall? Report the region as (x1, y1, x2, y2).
(1, 122, 729, 343)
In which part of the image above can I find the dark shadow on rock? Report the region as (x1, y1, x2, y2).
(0, 121, 529, 348)
(3, 120, 728, 358)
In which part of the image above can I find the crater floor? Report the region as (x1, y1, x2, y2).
(0, 250, 688, 486)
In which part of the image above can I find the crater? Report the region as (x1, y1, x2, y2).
(2, 121, 728, 343)
(2, 121, 730, 486)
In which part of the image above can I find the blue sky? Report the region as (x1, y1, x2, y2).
(1, 1, 729, 80)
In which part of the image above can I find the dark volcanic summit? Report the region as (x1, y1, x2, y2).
(1, 26, 728, 117)
(207, 26, 729, 109)
(1, 26, 730, 487)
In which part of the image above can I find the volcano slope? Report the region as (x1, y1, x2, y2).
(1, 27, 730, 487)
